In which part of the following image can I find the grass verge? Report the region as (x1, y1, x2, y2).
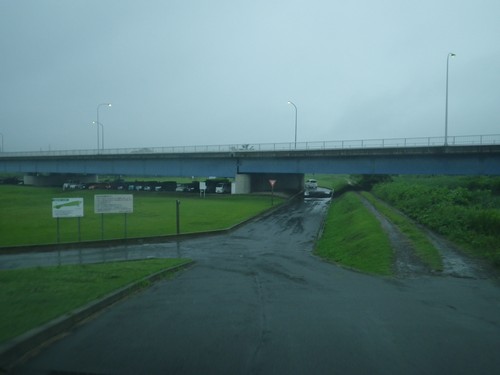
(0, 186, 283, 247)
(315, 192, 393, 276)
(0, 258, 190, 344)
(361, 192, 443, 272)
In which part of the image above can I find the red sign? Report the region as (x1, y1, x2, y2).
(269, 179, 277, 188)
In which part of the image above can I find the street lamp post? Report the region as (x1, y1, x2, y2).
(288, 101, 298, 149)
(96, 103, 111, 152)
(445, 53, 456, 146)
(92, 121, 104, 151)
(0, 133, 3, 152)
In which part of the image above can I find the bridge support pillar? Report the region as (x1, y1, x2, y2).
(233, 174, 252, 194)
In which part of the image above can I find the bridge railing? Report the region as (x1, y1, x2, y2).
(1, 134, 499, 157)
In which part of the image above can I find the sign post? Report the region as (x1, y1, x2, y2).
(94, 194, 134, 240)
(176, 200, 181, 234)
(52, 198, 84, 243)
(52, 198, 84, 265)
(269, 179, 277, 206)
(124, 213, 128, 239)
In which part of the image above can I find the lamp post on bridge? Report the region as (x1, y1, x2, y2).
(96, 103, 111, 152)
(92, 121, 105, 151)
(445, 53, 455, 146)
(287, 101, 298, 149)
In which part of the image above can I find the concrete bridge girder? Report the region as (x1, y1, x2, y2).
(2, 145, 500, 189)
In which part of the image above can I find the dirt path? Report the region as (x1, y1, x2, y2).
(420, 226, 495, 279)
(358, 194, 495, 279)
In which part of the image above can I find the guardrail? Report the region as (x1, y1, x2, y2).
(1, 134, 499, 157)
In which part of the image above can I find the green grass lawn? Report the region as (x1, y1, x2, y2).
(315, 192, 394, 276)
(0, 186, 282, 247)
(0, 258, 191, 344)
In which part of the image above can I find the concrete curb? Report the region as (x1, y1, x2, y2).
(0, 260, 195, 371)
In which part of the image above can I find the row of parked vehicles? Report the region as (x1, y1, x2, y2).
(62, 179, 232, 194)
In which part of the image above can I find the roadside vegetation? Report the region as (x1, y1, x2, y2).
(372, 176, 500, 267)
(360, 192, 443, 272)
(315, 192, 394, 276)
(316, 175, 500, 274)
(0, 185, 283, 247)
(0, 258, 191, 344)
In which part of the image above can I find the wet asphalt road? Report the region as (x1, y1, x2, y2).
(8, 196, 500, 374)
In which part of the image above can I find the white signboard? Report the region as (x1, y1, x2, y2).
(52, 198, 84, 218)
(94, 194, 133, 214)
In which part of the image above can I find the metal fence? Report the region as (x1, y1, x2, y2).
(1, 134, 500, 158)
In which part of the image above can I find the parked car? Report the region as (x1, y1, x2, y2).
(176, 184, 187, 192)
(215, 183, 230, 194)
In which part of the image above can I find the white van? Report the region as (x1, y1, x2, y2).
(215, 183, 229, 193)
(305, 179, 318, 190)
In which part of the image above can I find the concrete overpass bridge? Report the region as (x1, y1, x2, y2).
(1, 134, 500, 193)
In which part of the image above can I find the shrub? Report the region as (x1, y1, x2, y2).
(372, 176, 500, 265)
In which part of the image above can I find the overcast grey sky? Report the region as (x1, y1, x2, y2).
(1, 0, 499, 152)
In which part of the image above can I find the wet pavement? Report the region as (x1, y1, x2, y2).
(5, 195, 500, 375)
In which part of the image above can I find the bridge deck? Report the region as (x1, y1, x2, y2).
(1, 135, 500, 176)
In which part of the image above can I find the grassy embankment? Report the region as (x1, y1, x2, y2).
(316, 175, 500, 274)
(315, 192, 394, 276)
(0, 258, 191, 344)
(372, 176, 500, 267)
(317, 177, 476, 274)
(0, 185, 283, 247)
